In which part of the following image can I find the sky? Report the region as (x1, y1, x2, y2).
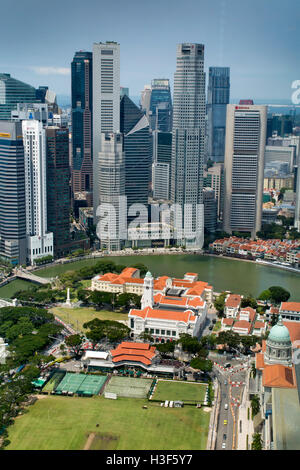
(1, 0, 300, 104)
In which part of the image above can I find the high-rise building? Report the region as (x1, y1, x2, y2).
(97, 133, 125, 250)
(170, 43, 206, 248)
(206, 67, 230, 163)
(140, 85, 151, 116)
(71, 51, 93, 194)
(0, 74, 37, 121)
(22, 120, 53, 264)
(148, 79, 172, 132)
(295, 150, 300, 231)
(152, 131, 172, 201)
(203, 187, 217, 233)
(0, 122, 26, 265)
(93, 42, 120, 221)
(204, 163, 224, 219)
(223, 103, 267, 238)
(120, 94, 151, 224)
(46, 127, 71, 258)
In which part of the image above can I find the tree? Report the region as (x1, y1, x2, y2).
(214, 292, 226, 318)
(83, 319, 130, 346)
(268, 286, 290, 304)
(190, 357, 213, 373)
(115, 293, 141, 311)
(250, 362, 257, 379)
(250, 395, 260, 418)
(258, 289, 271, 302)
(90, 291, 113, 309)
(65, 334, 84, 358)
(270, 313, 278, 327)
(177, 334, 201, 354)
(251, 433, 263, 450)
(241, 295, 257, 310)
(85, 328, 105, 349)
(138, 332, 154, 343)
(77, 289, 90, 304)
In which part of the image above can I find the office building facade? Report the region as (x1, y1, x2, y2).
(223, 103, 267, 238)
(120, 94, 151, 224)
(71, 51, 93, 194)
(148, 79, 172, 132)
(97, 133, 125, 250)
(170, 43, 206, 248)
(46, 127, 71, 258)
(22, 120, 53, 264)
(206, 67, 230, 164)
(0, 122, 26, 265)
(93, 42, 120, 221)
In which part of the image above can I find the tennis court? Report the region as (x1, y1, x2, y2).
(77, 375, 108, 396)
(42, 370, 66, 394)
(54, 372, 108, 396)
(55, 373, 86, 394)
(104, 376, 154, 398)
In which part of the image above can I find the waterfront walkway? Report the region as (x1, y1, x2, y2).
(14, 268, 53, 285)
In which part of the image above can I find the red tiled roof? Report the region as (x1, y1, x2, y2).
(232, 320, 251, 333)
(280, 302, 300, 313)
(110, 341, 156, 366)
(222, 318, 234, 326)
(225, 294, 241, 308)
(253, 321, 265, 329)
(262, 365, 296, 388)
(129, 306, 196, 323)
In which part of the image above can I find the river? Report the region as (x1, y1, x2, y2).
(0, 254, 299, 301)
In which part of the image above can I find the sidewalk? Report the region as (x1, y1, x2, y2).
(236, 371, 254, 450)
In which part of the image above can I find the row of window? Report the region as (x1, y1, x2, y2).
(145, 327, 176, 337)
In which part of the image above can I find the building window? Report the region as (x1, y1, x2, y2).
(166, 330, 170, 336)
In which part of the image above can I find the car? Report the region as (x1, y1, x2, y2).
(222, 443, 226, 449)
(223, 434, 227, 440)
(224, 403, 228, 410)
(224, 363, 231, 368)
(208, 325, 213, 330)
(223, 420, 228, 425)
(224, 380, 228, 385)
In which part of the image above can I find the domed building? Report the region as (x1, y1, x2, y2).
(264, 316, 292, 366)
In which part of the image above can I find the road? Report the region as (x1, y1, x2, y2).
(210, 354, 250, 450)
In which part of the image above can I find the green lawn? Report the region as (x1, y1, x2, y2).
(6, 395, 210, 450)
(153, 380, 207, 402)
(213, 321, 221, 332)
(50, 306, 128, 332)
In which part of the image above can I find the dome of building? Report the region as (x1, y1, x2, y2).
(145, 271, 152, 278)
(268, 316, 291, 344)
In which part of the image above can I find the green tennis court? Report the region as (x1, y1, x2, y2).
(104, 376, 154, 398)
(77, 375, 108, 395)
(55, 373, 86, 394)
(42, 370, 66, 393)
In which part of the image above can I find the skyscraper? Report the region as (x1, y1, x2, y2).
(97, 133, 125, 250)
(223, 102, 267, 238)
(0, 121, 26, 265)
(46, 127, 71, 258)
(148, 79, 172, 132)
(71, 51, 93, 194)
(170, 43, 206, 248)
(206, 67, 230, 163)
(152, 131, 172, 201)
(120, 94, 151, 224)
(22, 119, 53, 264)
(0, 74, 37, 121)
(92, 41, 120, 221)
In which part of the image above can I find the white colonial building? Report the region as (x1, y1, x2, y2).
(128, 271, 207, 342)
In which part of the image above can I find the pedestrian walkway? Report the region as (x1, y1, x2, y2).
(236, 373, 254, 450)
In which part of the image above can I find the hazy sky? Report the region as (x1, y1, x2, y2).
(1, 0, 299, 102)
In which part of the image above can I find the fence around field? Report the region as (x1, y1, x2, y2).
(104, 376, 154, 399)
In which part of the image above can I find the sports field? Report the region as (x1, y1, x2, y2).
(50, 307, 127, 332)
(6, 395, 210, 450)
(104, 376, 153, 398)
(152, 380, 207, 402)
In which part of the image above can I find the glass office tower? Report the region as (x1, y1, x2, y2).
(0, 73, 37, 121)
(206, 67, 230, 163)
(71, 51, 93, 194)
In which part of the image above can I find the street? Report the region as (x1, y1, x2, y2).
(209, 353, 250, 450)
